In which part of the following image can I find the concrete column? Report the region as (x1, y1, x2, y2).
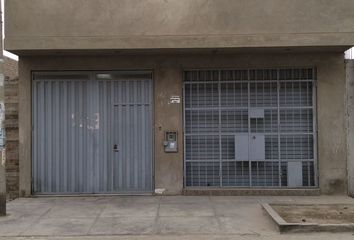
(154, 66, 184, 194)
(347, 60, 354, 196)
(316, 55, 348, 194)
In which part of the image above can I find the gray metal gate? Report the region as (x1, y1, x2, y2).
(32, 71, 153, 194)
(183, 68, 317, 188)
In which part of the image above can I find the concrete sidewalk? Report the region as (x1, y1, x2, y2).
(0, 195, 354, 239)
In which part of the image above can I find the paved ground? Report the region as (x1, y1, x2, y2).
(1, 195, 354, 239)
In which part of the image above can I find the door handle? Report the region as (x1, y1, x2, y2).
(113, 144, 119, 152)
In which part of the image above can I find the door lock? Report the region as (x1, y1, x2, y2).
(113, 144, 119, 152)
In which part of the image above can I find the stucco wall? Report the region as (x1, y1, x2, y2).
(17, 53, 347, 196)
(347, 60, 354, 196)
(5, 0, 354, 51)
(316, 56, 347, 194)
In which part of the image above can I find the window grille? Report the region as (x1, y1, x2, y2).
(183, 68, 317, 188)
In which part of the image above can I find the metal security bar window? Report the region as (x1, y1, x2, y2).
(183, 68, 317, 188)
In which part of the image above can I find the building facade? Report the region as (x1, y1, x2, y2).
(4, 0, 354, 197)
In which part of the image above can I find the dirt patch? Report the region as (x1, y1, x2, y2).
(270, 204, 354, 224)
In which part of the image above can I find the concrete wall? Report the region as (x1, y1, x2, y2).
(347, 60, 354, 196)
(317, 56, 347, 194)
(5, 0, 354, 51)
(16, 52, 347, 196)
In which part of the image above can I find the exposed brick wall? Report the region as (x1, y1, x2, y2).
(4, 77, 19, 199)
(3, 57, 18, 81)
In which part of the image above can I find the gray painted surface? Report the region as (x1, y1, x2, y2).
(4, 0, 354, 52)
(347, 60, 354, 196)
(32, 71, 153, 194)
(287, 162, 303, 188)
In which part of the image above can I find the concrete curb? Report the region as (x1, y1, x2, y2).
(262, 203, 354, 233)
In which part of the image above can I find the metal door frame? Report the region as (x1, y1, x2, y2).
(31, 70, 155, 195)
